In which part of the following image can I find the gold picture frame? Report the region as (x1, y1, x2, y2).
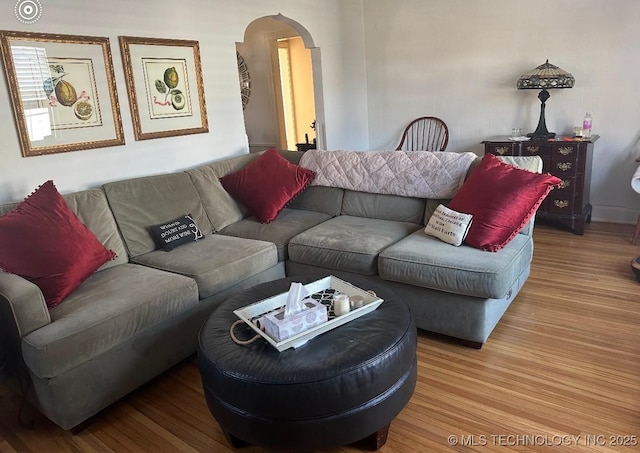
(119, 36, 208, 141)
(0, 30, 125, 157)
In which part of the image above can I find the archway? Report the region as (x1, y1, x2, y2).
(237, 14, 325, 152)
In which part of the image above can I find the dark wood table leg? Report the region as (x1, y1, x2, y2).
(223, 430, 250, 448)
(359, 423, 390, 450)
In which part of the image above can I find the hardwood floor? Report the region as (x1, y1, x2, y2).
(1, 222, 639, 452)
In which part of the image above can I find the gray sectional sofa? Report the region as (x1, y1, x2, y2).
(0, 150, 539, 431)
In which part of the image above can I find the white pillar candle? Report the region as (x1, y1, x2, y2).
(333, 294, 351, 316)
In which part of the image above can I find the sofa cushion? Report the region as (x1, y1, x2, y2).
(341, 190, 425, 223)
(278, 152, 358, 218)
(288, 216, 422, 275)
(286, 186, 344, 217)
(0, 181, 116, 309)
(103, 173, 211, 258)
(131, 235, 278, 299)
(278, 149, 305, 165)
(219, 148, 316, 223)
(187, 153, 259, 232)
(149, 214, 204, 251)
(21, 263, 198, 378)
(62, 189, 129, 270)
(378, 229, 533, 299)
(449, 153, 560, 251)
(220, 208, 331, 261)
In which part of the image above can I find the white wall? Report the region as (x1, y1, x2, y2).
(3, 0, 638, 224)
(363, 0, 640, 223)
(0, 0, 368, 203)
(238, 17, 294, 153)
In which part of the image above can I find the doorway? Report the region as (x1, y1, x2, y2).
(237, 15, 324, 153)
(273, 36, 316, 151)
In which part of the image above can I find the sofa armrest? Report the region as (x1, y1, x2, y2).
(0, 271, 51, 337)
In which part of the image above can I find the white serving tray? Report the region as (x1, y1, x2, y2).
(233, 276, 384, 352)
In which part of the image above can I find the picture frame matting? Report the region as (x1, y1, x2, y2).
(0, 30, 125, 157)
(119, 35, 209, 141)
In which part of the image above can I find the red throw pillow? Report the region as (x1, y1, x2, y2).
(0, 181, 116, 309)
(448, 153, 561, 252)
(220, 148, 315, 223)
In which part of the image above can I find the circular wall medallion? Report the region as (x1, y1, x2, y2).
(237, 52, 251, 110)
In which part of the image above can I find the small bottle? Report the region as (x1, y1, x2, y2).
(582, 112, 592, 139)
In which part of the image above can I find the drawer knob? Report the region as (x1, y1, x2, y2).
(558, 146, 574, 156)
(526, 146, 539, 154)
(558, 179, 571, 189)
(554, 200, 569, 208)
(494, 146, 509, 155)
(556, 162, 572, 172)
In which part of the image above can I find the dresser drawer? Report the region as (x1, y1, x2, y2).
(548, 182, 579, 213)
(548, 194, 579, 214)
(551, 142, 587, 178)
(548, 175, 584, 214)
(486, 143, 515, 156)
(552, 143, 581, 159)
(521, 143, 550, 157)
(551, 158, 581, 176)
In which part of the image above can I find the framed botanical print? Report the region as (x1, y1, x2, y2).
(119, 36, 209, 141)
(0, 30, 125, 157)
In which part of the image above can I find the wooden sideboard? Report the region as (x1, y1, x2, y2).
(295, 142, 316, 152)
(483, 136, 599, 235)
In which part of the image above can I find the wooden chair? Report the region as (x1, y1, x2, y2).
(395, 116, 449, 151)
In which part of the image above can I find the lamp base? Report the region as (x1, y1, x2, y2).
(527, 89, 555, 141)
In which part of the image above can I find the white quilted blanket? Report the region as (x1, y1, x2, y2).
(299, 150, 477, 199)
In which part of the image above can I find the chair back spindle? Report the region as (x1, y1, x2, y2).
(395, 116, 449, 151)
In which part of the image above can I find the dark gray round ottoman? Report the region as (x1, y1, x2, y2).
(197, 276, 417, 451)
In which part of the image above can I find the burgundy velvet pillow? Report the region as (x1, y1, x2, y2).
(0, 181, 116, 309)
(448, 153, 561, 252)
(220, 148, 315, 223)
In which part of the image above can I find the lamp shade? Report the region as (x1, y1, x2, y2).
(517, 59, 575, 89)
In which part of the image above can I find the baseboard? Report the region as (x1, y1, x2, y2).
(592, 205, 638, 225)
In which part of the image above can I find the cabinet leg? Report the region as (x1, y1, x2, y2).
(633, 215, 640, 245)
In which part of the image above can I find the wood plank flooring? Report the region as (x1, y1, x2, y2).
(1, 222, 639, 452)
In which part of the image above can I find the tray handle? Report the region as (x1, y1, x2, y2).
(230, 319, 262, 345)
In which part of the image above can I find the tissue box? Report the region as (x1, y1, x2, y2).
(263, 300, 328, 342)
